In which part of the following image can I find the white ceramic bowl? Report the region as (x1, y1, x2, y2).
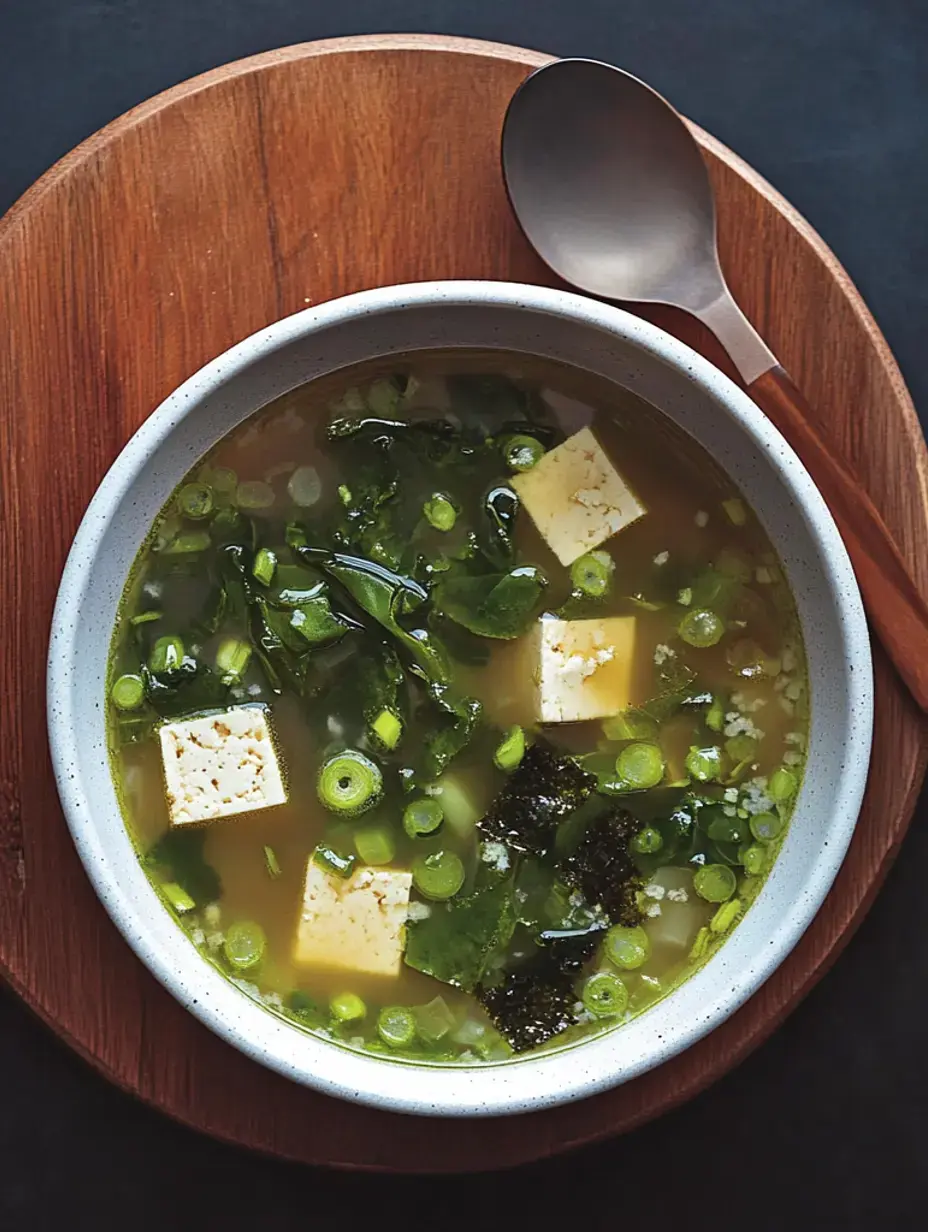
(47, 281, 872, 1117)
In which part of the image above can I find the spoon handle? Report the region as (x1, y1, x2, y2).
(749, 364, 928, 712)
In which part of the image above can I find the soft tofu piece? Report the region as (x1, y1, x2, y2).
(534, 616, 636, 723)
(511, 426, 646, 566)
(294, 861, 412, 977)
(158, 706, 287, 826)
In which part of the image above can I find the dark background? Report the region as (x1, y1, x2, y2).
(2, 1, 927, 1227)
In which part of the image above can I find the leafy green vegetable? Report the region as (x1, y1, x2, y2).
(479, 485, 519, 567)
(479, 743, 595, 857)
(404, 877, 516, 992)
(420, 692, 483, 780)
(147, 829, 221, 906)
(436, 565, 546, 640)
(298, 546, 452, 685)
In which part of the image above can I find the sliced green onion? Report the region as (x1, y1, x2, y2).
(163, 529, 211, 555)
(615, 742, 665, 790)
(330, 991, 366, 1023)
(337, 484, 353, 507)
(263, 845, 281, 879)
(235, 479, 275, 510)
(148, 635, 185, 675)
(740, 843, 767, 876)
(630, 826, 663, 855)
(176, 482, 214, 520)
(403, 797, 444, 839)
(366, 377, 400, 416)
(413, 995, 455, 1043)
(689, 926, 711, 961)
(252, 547, 277, 586)
(722, 497, 747, 526)
(604, 925, 651, 971)
(161, 881, 195, 913)
(412, 850, 465, 901)
(210, 466, 238, 494)
(377, 1005, 416, 1048)
(570, 550, 614, 598)
(423, 493, 457, 532)
(502, 434, 545, 472)
(724, 734, 758, 764)
(354, 825, 396, 867)
(685, 745, 723, 783)
(223, 921, 266, 971)
(581, 971, 629, 1018)
(710, 898, 742, 934)
(287, 465, 322, 507)
(317, 750, 383, 817)
(111, 673, 145, 711)
(749, 811, 784, 843)
(286, 522, 309, 548)
(693, 863, 737, 903)
(216, 636, 252, 682)
(493, 725, 526, 772)
(768, 767, 798, 802)
(706, 695, 726, 732)
(679, 608, 725, 648)
(313, 842, 356, 879)
(370, 708, 403, 751)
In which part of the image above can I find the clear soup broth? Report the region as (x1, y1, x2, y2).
(109, 354, 807, 1063)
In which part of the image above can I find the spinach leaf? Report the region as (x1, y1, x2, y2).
(421, 694, 483, 780)
(479, 485, 519, 568)
(436, 565, 546, 639)
(297, 546, 452, 685)
(147, 829, 221, 906)
(404, 877, 516, 992)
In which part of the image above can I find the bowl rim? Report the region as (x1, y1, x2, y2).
(47, 279, 873, 1117)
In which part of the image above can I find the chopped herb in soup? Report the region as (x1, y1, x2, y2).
(108, 356, 808, 1063)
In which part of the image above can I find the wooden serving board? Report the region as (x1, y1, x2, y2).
(1, 34, 926, 1172)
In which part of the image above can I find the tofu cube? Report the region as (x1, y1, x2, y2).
(294, 861, 412, 977)
(512, 426, 646, 566)
(534, 616, 637, 723)
(158, 706, 287, 826)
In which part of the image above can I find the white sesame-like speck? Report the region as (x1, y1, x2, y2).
(481, 841, 511, 872)
(695, 510, 709, 528)
(407, 901, 432, 921)
(653, 643, 675, 666)
(423, 783, 443, 797)
(644, 883, 666, 900)
(653, 551, 669, 566)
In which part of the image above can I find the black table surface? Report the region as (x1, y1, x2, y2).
(2, 1, 927, 1226)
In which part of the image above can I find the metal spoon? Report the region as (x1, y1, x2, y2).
(502, 57, 928, 713)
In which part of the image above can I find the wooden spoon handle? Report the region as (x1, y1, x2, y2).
(749, 365, 928, 712)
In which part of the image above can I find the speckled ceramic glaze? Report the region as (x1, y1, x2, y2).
(47, 282, 872, 1117)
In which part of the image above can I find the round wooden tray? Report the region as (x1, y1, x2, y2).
(1, 34, 925, 1172)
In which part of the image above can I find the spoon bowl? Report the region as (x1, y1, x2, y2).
(503, 59, 722, 312)
(503, 57, 928, 713)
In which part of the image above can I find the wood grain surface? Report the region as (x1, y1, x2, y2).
(1, 34, 925, 1172)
